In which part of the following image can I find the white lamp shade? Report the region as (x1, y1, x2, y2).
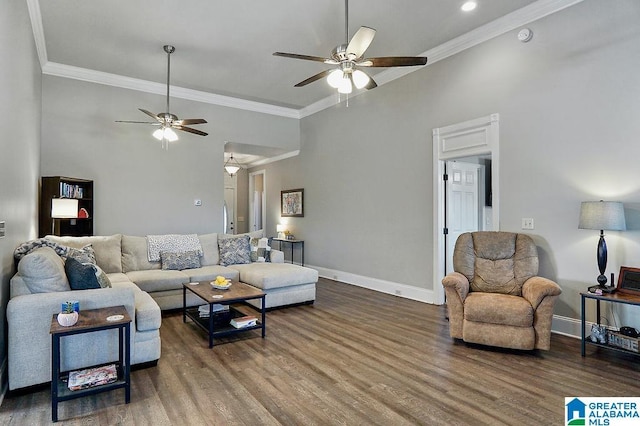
(579, 201, 626, 231)
(51, 198, 79, 219)
(276, 224, 286, 232)
(352, 70, 370, 89)
(338, 75, 353, 94)
(327, 69, 344, 88)
(153, 127, 179, 142)
(225, 165, 240, 175)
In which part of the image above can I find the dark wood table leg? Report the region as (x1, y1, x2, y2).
(581, 294, 586, 357)
(51, 334, 60, 422)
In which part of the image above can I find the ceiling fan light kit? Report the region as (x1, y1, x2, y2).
(273, 0, 427, 96)
(116, 45, 208, 150)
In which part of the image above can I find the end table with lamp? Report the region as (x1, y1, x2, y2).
(271, 238, 305, 266)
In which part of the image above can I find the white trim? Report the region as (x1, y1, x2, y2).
(41, 62, 301, 119)
(29, 0, 582, 119)
(26, 0, 47, 68)
(248, 169, 267, 234)
(432, 114, 500, 305)
(311, 264, 435, 304)
(246, 150, 300, 168)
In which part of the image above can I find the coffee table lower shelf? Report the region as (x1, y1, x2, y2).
(184, 306, 264, 343)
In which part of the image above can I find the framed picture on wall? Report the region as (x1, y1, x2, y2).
(281, 188, 304, 217)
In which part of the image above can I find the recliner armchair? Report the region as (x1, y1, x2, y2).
(442, 231, 562, 350)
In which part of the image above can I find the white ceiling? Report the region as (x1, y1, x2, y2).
(30, 0, 579, 164)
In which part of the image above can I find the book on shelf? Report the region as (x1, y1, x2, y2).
(198, 304, 229, 318)
(230, 315, 258, 328)
(67, 364, 117, 391)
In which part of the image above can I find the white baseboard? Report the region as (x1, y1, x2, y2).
(310, 265, 435, 304)
(310, 264, 583, 339)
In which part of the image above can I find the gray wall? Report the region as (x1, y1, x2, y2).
(0, 0, 42, 395)
(255, 0, 640, 324)
(41, 76, 299, 236)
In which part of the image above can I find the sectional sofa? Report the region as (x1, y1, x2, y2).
(7, 231, 318, 390)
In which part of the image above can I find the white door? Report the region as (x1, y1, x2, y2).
(224, 187, 236, 234)
(445, 161, 481, 275)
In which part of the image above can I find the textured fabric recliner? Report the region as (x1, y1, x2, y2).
(441, 231, 562, 350)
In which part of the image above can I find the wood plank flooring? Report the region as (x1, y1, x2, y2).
(2, 278, 640, 425)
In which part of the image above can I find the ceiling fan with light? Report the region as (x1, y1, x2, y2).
(116, 45, 208, 149)
(273, 0, 428, 94)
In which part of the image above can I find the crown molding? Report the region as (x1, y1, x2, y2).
(41, 62, 300, 119)
(299, 0, 584, 118)
(26, 0, 47, 68)
(31, 0, 582, 120)
(246, 150, 300, 168)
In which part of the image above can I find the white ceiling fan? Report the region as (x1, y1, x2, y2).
(273, 0, 428, 94)
(116, 45, 208, 149)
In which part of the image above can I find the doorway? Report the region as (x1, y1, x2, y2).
(433, 114, 500, 304)
(249, 170, 266, 234)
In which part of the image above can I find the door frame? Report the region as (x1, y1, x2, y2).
(432, 113, 500, 305)
(248, 169, 266, 234)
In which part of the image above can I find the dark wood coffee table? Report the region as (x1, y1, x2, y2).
(182, 280, 266, 348)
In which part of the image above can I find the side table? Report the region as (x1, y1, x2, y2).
(271, 238, 305, 266)
(581, 291, 640, 357)
(50, 306, 131, 422)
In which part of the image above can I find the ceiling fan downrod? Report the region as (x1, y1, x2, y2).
(163, 45, 175, 116)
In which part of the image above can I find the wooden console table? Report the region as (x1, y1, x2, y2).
(272, 238, 305, 266)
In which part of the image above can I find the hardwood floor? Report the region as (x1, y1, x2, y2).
(2, 278, 640, 425)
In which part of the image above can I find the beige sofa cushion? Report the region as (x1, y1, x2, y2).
(183, 265, 239, 282)
(17, 247, 70, 293)
(122, 235, 161, 272)
(125, 269, 188, 293)
(46, 234, 123, 273)
(198, 233, 219, 266)
(229, 263, 318, 290)
(464, 292, 534, 327)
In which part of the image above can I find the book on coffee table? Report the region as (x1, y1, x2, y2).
(230, 315, 257, 329)
(68, 364, 117, 391)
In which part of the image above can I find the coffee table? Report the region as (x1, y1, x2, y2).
(182, 280, 266, 348)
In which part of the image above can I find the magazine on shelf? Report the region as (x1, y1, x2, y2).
(67, 364, 117, 391)
(198, 304, 229, 318)
(230, 315, 258, 328)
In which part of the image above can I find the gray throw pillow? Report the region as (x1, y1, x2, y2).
(18, 247, 71, 293)
(66, 244, 97, 264)
(218, 236, 251, 266)
(160, 250, 202, 271)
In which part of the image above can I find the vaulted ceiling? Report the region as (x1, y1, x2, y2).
(30, 0, 579, 164)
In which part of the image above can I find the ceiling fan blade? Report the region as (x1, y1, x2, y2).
(174, 125, 208, 137)
(115, 120, 161, 125)
(138, 108, 162, 121)
(358, 56, 428, 67)
(346, 26, 376, 59)
(294, 69, 333, 87)
(175, 118, 207, 125)
(273, 52, 337, 64)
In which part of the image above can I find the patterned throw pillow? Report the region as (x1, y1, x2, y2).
(66, 244, 97, 264)
(160, 250, 202, 271)
(218, 236, 251, 266)
(250, 237, 271, 262)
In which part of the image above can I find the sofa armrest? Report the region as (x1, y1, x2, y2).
(522, 276, 562, 309)
(270, 249, 284, 263)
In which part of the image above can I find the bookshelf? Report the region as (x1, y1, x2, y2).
(39, 176, 94, 237)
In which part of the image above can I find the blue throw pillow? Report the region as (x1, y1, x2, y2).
(65, 257, 101, 290)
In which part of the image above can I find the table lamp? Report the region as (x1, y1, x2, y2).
(51, 198, 78, 236)
(579, 200, 626, 287)
(277, 224, 286, 239)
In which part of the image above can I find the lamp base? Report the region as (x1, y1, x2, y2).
(588, 284, 617, 294)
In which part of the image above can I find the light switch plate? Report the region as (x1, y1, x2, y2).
(521, 218, 534, 230)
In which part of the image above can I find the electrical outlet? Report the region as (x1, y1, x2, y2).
(521, 218, 534, 230)
(194, 199, 202, 206)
